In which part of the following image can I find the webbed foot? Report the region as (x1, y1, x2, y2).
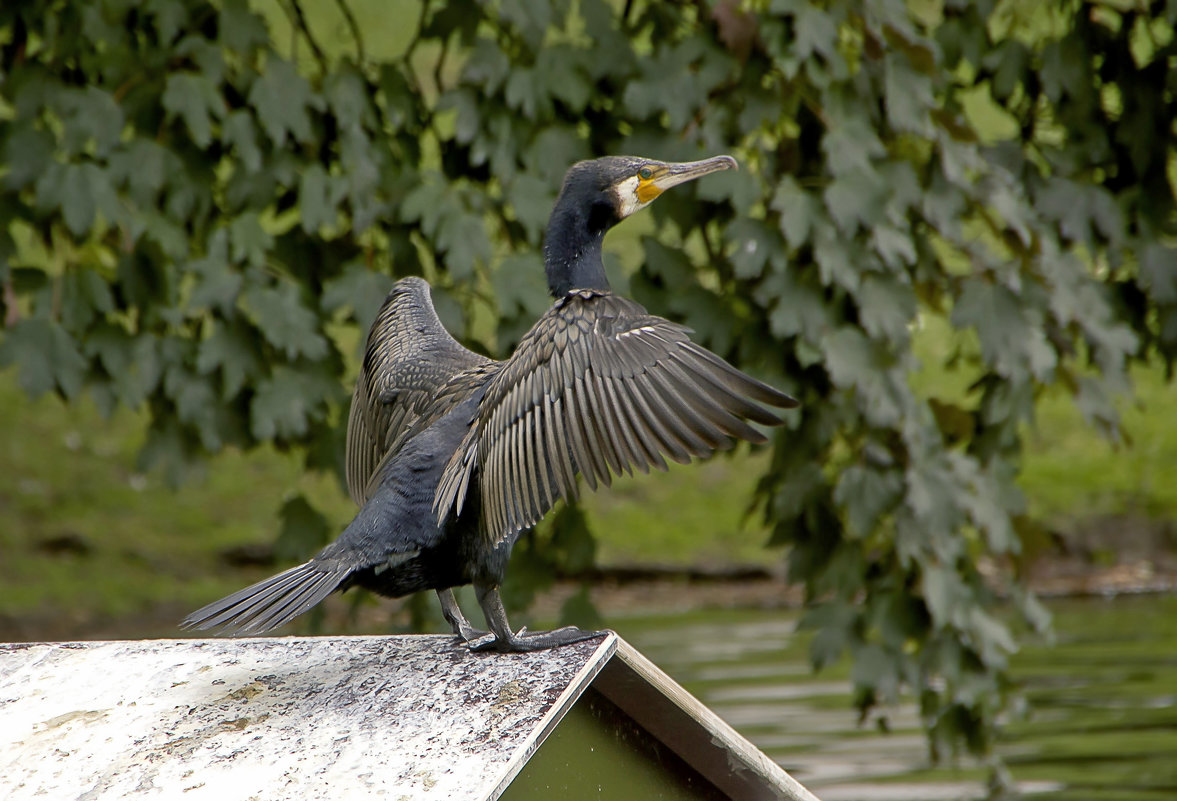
(468, 625, 602, 653)
(472, 583, 604, 653)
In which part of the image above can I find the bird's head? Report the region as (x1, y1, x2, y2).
(555, 154, 738, 232)
(543, 154, 737, 296)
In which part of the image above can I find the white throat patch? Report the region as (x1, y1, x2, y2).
(613, 175, 647, 219)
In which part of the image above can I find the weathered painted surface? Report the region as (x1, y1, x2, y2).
(0, 633, 615, 801)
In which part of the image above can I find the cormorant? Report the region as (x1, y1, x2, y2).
(182, 155, 799, 651)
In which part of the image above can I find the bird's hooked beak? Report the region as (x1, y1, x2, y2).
(618, 155, 738, 218)
(648, 155, 738, 195)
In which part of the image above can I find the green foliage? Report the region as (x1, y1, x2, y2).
(276, 493, 330, 562)
(2, 0, 1175, 777)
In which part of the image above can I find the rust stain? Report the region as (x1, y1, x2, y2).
(492, 680, 527, 711)
(225, 681, 266, 702)
(221, 713, 268, 731)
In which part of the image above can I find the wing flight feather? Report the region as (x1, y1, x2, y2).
(345, 277, 491, 505)
(434, 290, 798, 542)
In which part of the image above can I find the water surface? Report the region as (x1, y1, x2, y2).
(608, 595, 1177, 800)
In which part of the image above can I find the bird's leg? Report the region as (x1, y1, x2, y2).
(436, 588, 488, 642)
(468, 584, 603, 653)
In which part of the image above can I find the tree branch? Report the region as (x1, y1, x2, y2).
(333, 0, 365, 64)
(286, 0, 328, 74)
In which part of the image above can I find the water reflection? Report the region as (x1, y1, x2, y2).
(608, 595, 1177, 801)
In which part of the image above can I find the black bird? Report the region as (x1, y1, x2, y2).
(182, 155, 799, 651)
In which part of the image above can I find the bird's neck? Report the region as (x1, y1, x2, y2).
(543, 205, 612, 297)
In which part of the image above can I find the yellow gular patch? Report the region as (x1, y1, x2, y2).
(636, 180, 664, 204)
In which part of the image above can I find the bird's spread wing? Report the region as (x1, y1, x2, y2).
(346, 276, 491, 505)
(434, 290, 798, 542)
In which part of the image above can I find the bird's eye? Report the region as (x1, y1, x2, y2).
(638, 167, 652, 180)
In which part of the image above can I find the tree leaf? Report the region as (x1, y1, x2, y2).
(1139, 243, 1177, 304)
(58, 86, 124, 157)
(36, 163, 102, 236)
(187, 229, 241, 314)
(2, 123, 56, 191)
(147, 0, 187, 45)
(61, 268, 115, 333)
(1038, 178, 1125, 249)
(834, 465, 903, 537)
(0, 318, 87, 399)
(871, 225, 917, 269)
(219, 0, 270, 54)
(791, 2, 839, 61)
(922, 563, 968, 629)
(548, 502, 597, 574)
(437, 211, 491, 280)
(801, 601, 856, 668)
(463, 39, 511, 93)
(241, 283, 329, 360)
(824, 168, 887, 235)
(196, 320, 263, 398)
(820, 327, 904, 426)
(558, 584, 604, 629)
(276, 494, 330, 561)
(491, 253, 548, 315)
(321, 262, 395, 334)
(85, 326, 162, 408)
(504, 67, 546, 120)
(755, 267, 832, 343)
(952, 278, 1057, 381)
(506, 174, 555, 240)
(814, 223, 864, 292)
(223, 111, 263, 173)
(164, 362, 222, 448)
(109, 139, 174, 206)
(250, 364, 338, 440)
(904, 459, 964, 551)
(325, 65, 374, 131)
(399, 177, 449, 236)
(299, 164, 337, 234)
(162, 72, 223, 148)
(884, 53, 932, 134)
(140, 209, 190, 261)
(248, 58, 318, 147)
(726, 218, 777, 279)
(770, 175, 821, 249)
(228, 212, 274, 269)
(858, 275, 916, 344)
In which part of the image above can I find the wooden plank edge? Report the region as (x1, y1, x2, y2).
(594, 637, 821, 801)
(483, 631, 619, 801)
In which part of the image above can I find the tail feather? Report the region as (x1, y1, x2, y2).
(181, 560, 351, 636)
(243, 567, 348, 634)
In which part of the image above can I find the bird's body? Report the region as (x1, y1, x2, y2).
(183, 155, 799, 651)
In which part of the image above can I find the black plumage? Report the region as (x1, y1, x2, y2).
(183, 155, 799, 651)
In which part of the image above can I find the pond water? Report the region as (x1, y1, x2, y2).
(606, 594, 1177, 801)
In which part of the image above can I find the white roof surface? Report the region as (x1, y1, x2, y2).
(0, 632, 819, 801)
